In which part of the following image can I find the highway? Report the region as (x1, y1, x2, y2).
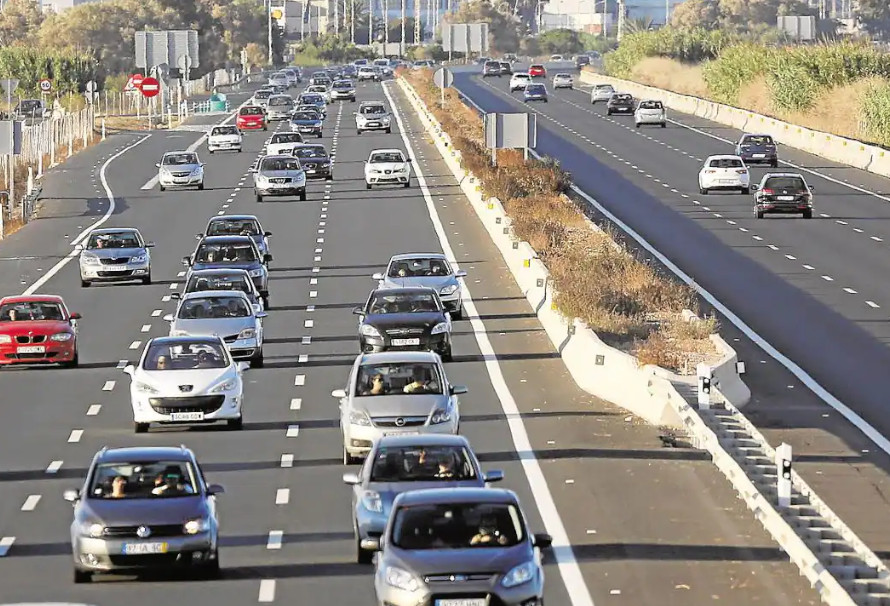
(0, 77, 817, 604)
(453, 66, 890, 561)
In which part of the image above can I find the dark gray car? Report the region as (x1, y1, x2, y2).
(184, 235, 271, 308)
(366, 488, 551, 606)
(354, 287, 453, 360)
(64, 445, 224, 583)
(736, 133, 779, 167)
(343, 434, 503, 563)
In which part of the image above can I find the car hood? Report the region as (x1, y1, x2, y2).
(355, 394, 448, 417)
(387, 543, 530, 576)
(367, 162, 408, 172)
(81, 247, 146, 259)
(364, 312, 445, 329)
(137, 366, 233, 394)
(292, 118, 322, 125)
(162, 163, 200, 172)
(171, 316, 255, 338)
(192, 260, 263, 272)
(358, 113, 389, 120)
(0, 319, 72, 336)
(258, 170, 304, 179)
(79, 496, 208, 527)
(210, 134, 241, 140)
(384, 276, 456, 291)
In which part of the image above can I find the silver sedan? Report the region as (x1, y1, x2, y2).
(251, 155, 307, 202)
(78, 228, 154, 287)
(157, 151, 204, 191)
(374, 253, 467, 319)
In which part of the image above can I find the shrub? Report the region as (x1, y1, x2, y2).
(859, 80, 890, 147)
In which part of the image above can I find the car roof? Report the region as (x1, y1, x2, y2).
(181, 289, 248, 300)
(395, 487, 518, 506)
(149, 334, 224, 346)
(742, 133, 771, 137)
(198, 235, 256, 243)
(261, 154, 300, 161)
(360, 100, 387, 105)
(294, 142, 326, 147)
(164, 150, 196, 156)
(763, 172, 804, 178)
(97, 445, 192, 463)
(376, 434, 471, 448)
(188, 268, 252, 277)
(90, 227, 140, 235)
(209, 214, 259, 222)
(372, 286, 438, 296)
(369, 148, 404, 155)
(555, 73, 572, 76)
(0, 294, 64, 305)
(390, 252, 447, 261)
(705, 154, 743, 160)
(359, 350, 440, 364)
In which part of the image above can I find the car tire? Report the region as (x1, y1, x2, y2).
(771, 159, 779, 168)
(442, 346, 453, 362)
(80, 279, 90, 288)
(699, 187, 708, 195)
(661, 122, 666, 128)
(386, 127, 392, 134)
(198, 182, 204, 191)
(741, 187, 750, 195)
(326, 174, 333, 181)
(73, 568, 92, 584)
(452, 306, 463, 321)
(262, 295, 270, 309)
(142, 274, 152, 285)
(803, 209, 813, 219)
(357, 129, 362, 135)
(317, 132, 323, 139)
(208, 149, 214, 155)
(134, 422, 149, 434)
(343, 445, 357, 465)
(366, 182, 372, 190)
(159, 184, 165, 192)
(202, 552, 221, 579)
(635, 123, 641, 128)
(228, 416, 243, 430)
(755, 209, 764, 219)
(356, 533, 373, 564)
(251, 350, 264, 368)
(300, 189, 307, 201)
(607, 110, 612, 115)
(238, 148, 242, 153)
(263, 125, 268, 131)
(256, 192, 263, 202)
(404, 180, 410, 188)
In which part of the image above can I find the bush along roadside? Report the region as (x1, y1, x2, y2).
(400, 68, 719, 375)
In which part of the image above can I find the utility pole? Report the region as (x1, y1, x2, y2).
(369, 0, 373, 45)
(335, 0, 340, 34)
(617, 0, 625, 41)
(400, 0, 406, 57)
(267, 0, 273, 64)
(415, 0, 421, 45)
(351, 0, 356, 42)
(384, 0, 389, 49)
(664, 0, 669, 24)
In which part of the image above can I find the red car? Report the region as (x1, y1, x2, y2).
(0, 295, 80, 367)
(236, 105, 267, 131)
(529, 64, 546, 78)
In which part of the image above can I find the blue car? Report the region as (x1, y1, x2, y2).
(290, 109, 324, 138)
(342, 434, 503, 564)
(298, 93, 327, 118)
(524, 83, 548, 102)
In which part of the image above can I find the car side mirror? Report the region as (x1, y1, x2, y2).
(145, 242, 155, 248)
(360, 537, 381, 552)
(455, 270, 467, 278)
(248, 167, 258, 173)
(372, 272, 384, 280)
(809, 186, 815, 192)
(450, 385, 468, 395)
(155, 163, 161, 168)
(206, 484, 225, 496)
(483, 469, 504, 483)
(123, 364, 135, 376)
(534, 533, 553, 549)
(170, 293, 182, 300)
(163, 313, 175, 322)
(331, 388, 347, 399)
(238, 361, 250, 372)
(256, 311, 268, 319)
(352, 307, 365, 316)
(264, 231, 272, 236)
(195, 233, 203, 240)
(342, 472, 360, 485)
(263, 253, 273, 264)
(69, 312, 82, 320)
(74, 243, 83, 251)
(63, 489, 80, 503)
(182, 256, 192, 265)
(750, 185, 759, 191)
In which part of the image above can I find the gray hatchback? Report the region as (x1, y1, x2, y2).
(365, 487, 551, 606)
(64, 445, 224, 582)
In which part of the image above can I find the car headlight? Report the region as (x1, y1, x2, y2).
(361, 490, 383, 513)
(440, 284, 458, 296)
(169, 329, 190, 337)
(0, 334, 10, 344)
(256, 175, 269, 184)
(50, 332, 73, 342)
(191, 167, 202, 176)
(183, 518, 211, 535)
(370, 169, 381, 174)
(502, 561, 537, 588)
(385, 565, 420, 592)
(130, 254, 147, 264)
(134, 381, 160, 394)
(238, 328, 256, 340)
(429, 407, 451, 424)
(382, 117, 391, 124)
(211, 378, 238, 393)
(431, 322, 449, 335)
(360, 324, 381, 338)
(248, 268, 264, 278)
(82, 522, 105, 538)
(348, 409, 371, 426)
(81, 254, 100, 265)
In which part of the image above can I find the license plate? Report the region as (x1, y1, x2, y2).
(392, 338, 420, 346)
(384, 431, 421, 436)
(753, 153, 765, 158)
(719, 179, 734, 184)
(123, 542, 168, 555)
(300, 127, 313, 132)
(17, 345, 45, 353)
(306, 169, 316, 174)
(435, 600, 486, 606)
(174, 178, 188, 183)
(367, 122, 380, 127)
(777, 195, 795, 201)
(170, 411, 204, 421)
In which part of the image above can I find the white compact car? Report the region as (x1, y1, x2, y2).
(552, 73, 573, 89)
(156, 150, 204, 191)
(207, 125, 242, 154)
(365, 148, 411, 189)
(357, 66, 379, 81)
(698, 155, 750, 194)
(124, 336, 247, 433)
(266, 131, 304, 156)
(268, 72, 289, 88)
(509, 73, 532, 92)
(634, 99, 666, 128)
(355, 101, 392, 134)
(590, 83, 615, 104)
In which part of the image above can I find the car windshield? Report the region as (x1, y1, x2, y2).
(613, 94, 632, 102)
(178, 296, 250, 319)
(86, 231, 141, 249)
(362, 105, 386, 115)
(744, 135, 774, 145)
(555, 74, 571, 79)
(294, 146, 327, 159)
(596, 85, 614, 91)
(308, 86, 326, 93)
(88, 461, 198, 499)
(391, 502, 524, 549)
(207, 219, 260, 236)
(334, 81, 353, 88)
(764, 177, 806, 190)
(368, 291, 440, 314)
(269, 97, 293, 106)
(255, 90, 272, 99)
(212, 126, 239, 136)
(527, 85, 545, 93)
(356, 362, 443, 396)
(187, 274, 253, 297)
(195, 242, 259, 264)
(302, 95, 323, 103)
(388, 257, 451, 277)
(293, 111, 319, 121)
(0, 301, 65, 321)
(639, 101, 662, 109)
(261, 157, 302, 172)
(241, 106, 264, 116)
(708, 158, 743, 168)
(370, 152, 404, 163)
(531, 65, 543, 70)
(272, 133, 303, 144)
(163, 153, 197, 165)
(369, 445, 477, 482)
(144, 340, 228, 370)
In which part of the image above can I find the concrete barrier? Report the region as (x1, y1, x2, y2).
(578, 70, 890, 179)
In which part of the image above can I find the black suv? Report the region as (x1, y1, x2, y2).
(736, 133, 779, 167)
(354, 287, 453, 360)
(752, 173, 814, 219)
(606, 93, 635, 115)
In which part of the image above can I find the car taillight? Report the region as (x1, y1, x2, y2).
(736, 169, 747, 174)
(761, 189, 774, 195)
(704, 169, 715, 174)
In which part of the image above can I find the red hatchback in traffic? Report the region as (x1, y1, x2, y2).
(0, 295, 80, 367)
(237, 105, 267, 131)
(529, 64, 546, 78)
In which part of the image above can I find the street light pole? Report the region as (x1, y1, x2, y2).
(267, 0, 273, 64)
(400, 0, 406, 57)
(351, 0, 356, 43)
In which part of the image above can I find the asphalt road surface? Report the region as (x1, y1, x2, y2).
(0, 76, 817, 605)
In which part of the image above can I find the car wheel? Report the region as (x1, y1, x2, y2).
(317, 132, 323, 139)
(386, 127, 392, 134)
(208, 149, 214, 155)
(263, 125, 268, 131)
(159, 184, 165, 191)
(452, 306, 463, 321)
(699, 187, 708, 195)
(73, 568, 92, 584)
(442, 346, 453, 362)
(142, 274, 152, 285)
(635, 123, 641, 128)
(356, 532, 373, 564)
(343, 445, 356, 465)
(238, 148, 242, 153)
(326, 174, 333, 181)
(803, 209, 813, 219)
(80, 279, 90, 288)
(202, 554, 221, 579)
(404, 180, 410, 188)
(251, 350, 264, 368)
(228, 416, 243, 430)
(366, 182, 372, 190)
(771, 159, 779, 168)
(134, 422, 149, 434)
(256, 192, 263, 202)
(300, 189, 307, 201)
(61, 349, 79, 369)
(262, 295, 270, 309)
(741, 187, 750, 195)
(198, 182, 204, 191)
(607, 110, 612, 115)
(755, 209, 764, 219)
(661, 122, 666, 128)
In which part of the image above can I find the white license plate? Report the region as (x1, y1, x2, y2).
(123, 542, 168, 555)
(174, 178, 189, 183)
(306, 169, 316, 174)
(435, 600, 486, 606)
(753, 153, 765, 158)
(719, 179, 734, 184)
(170, 411, 204, 421)
(391, 338, 420, 346)
(300, 127, 314, 131)
(777, 195, 795, 201)
(17, 345, 45, 353)
(367, 122, 380, 127)
(384, 431, 421, 436)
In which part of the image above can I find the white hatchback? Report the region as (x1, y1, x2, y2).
(365, 148, 411, 189)
(634, 99, 666, 128)
(590, 83, 615, 104)
(552, 73, 574, 89)
(699, 155, 750, 194)
(509, 73, 532, 92)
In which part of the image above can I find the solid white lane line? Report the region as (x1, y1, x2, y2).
(46, 460, 63, 474)
(867, 301, 880, 308)
(129, 341, 142, 349)
(22, 135, 151, 296)
(275, 489, 290, 505)
(266, 531, 283, 549)
(21, 495, 41, 511)
(140, 324, 151, 332)
(294, 374, 305, 386)
(102, 381, 115, 391)
(386, 83, 596, 606)
(290, 398, 302, 410)
(86, 404, 102, 416)
(68, 429, 83, 443)
(286, 425, 300, 437)
(258, 579, 276, 602)
(0, 537, 15, 556)
(280, 454, 294, 468)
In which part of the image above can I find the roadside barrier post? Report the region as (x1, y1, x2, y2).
(26, 167, 33, 195)
(696, 362, 712, 409)
(775, 443, 792, 508)
(101, 119, 106, 140)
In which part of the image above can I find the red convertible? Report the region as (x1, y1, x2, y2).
(0, 295, 81, 367)
(236, 105, 267, 131)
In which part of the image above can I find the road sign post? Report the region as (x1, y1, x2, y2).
(140, 76, 160, 130)
(39, 79, 52, 95)
(433, 67, 453, 109)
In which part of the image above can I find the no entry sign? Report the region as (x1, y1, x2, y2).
(140, 76, 160, 98)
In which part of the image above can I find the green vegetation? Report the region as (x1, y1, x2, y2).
(603, 27, 739, 78)
(290, 35, 375, 67)
(0, 47, 98, 97)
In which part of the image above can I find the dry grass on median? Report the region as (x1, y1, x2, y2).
(400, 70, 719, 374)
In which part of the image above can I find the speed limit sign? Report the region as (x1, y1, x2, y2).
(39, 78, 52, 93)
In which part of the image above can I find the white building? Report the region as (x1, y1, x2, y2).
(39, 0, 109, 12)
(540, 0, 613, 34)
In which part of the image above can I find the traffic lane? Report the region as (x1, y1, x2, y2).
(390, 84, 817, 604)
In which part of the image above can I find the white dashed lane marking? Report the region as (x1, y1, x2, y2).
(294, 374, 306, 386)
(290, 398, 302, 410)
(46, 460, 63, 474)
(266, 531, 283, 550)
(0, 537, 15, 556)
(21, 495, 41, 512)
(258, 579, 276, 602)
(67, 429, 83, 443)
(87, 404, 102, 416)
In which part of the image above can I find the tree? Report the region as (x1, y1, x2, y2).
(669, 0, 720, 29)
(669, 0, 815, 33)
(537, 29, 585, 55)
(856, 0, 890, 35)
(0, 0, 46, 47)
